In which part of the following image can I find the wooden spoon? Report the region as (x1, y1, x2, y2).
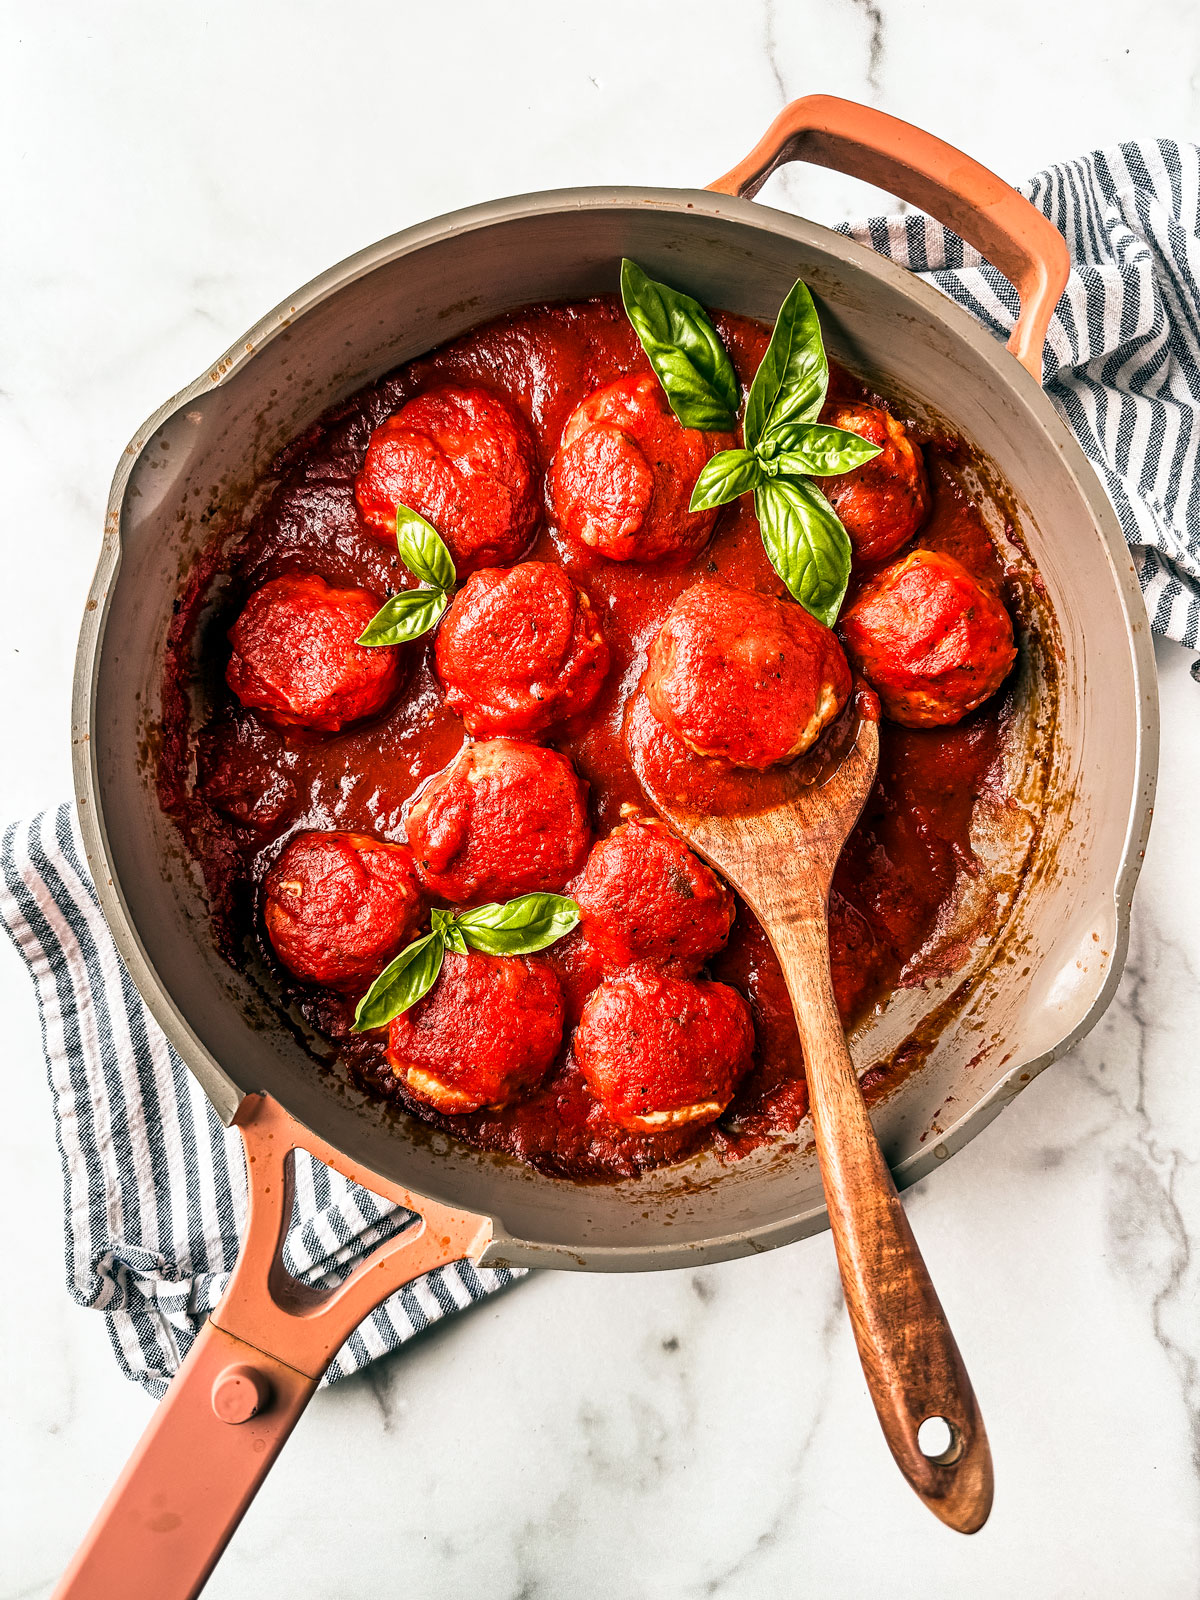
(630, 695, 994, 1533)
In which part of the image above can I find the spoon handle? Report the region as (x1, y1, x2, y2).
(771, 910, 994, 1533)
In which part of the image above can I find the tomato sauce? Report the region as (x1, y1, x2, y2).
(160, 296, 1016, 1180)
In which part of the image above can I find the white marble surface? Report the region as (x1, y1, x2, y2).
(2, 3, 1199, 1595)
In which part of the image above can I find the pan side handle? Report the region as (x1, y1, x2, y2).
(53, 1093, 493, 1600)
(709, 94, 1070, 384)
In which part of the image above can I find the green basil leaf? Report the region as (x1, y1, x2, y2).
(455, 893, 580, 956)
(744, 279, 829, 451)
(753, 477, 852, 630)
(431, 907, 469, 956)
(764, 422, 883, 478)
(631, 340, 739, 433)
(395, 503, 456, 591)
(621, 259, 740, 433)
(357, 586, 449, 646)
(352, 931, 445, 1033)
(689, 449, 764, 512)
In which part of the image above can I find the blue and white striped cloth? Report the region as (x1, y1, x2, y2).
(1, 141, 1196, 1401)
(0, 806, 523, 1398)
(842, 137, 1200, 647)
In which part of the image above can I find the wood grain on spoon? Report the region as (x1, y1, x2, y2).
(630, 689, 994, 1534)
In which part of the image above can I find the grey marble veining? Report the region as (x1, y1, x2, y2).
(2, 3, 1198, 1596)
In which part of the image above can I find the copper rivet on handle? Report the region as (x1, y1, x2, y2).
(211, 1364, 272, 1424)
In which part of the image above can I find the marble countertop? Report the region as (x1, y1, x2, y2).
(3, 3, 1198, 1595)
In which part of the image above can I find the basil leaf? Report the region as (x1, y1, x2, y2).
(357, 586, 449, 646)
(455, 893, 580, 956)
(764, 422, 882, 478)
(754, 477, 852, 630)
(744, 279, 829, 451)
(632, 342, 739, 433)
(689, 449, 764, 512)
(395, 504, 456, 591)
(431, 907, 469, 956)
(621, 259, 739, 433)
(352, 932, 445, 1032)
(360, 505, 456, 646)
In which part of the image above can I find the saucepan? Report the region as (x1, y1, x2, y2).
(60, 96, 1157, 1597)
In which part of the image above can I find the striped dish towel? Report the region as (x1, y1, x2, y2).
(842, 137, 1200, 648)
(0, 142, 1194, 1401)
(0, 806, 523, 1398)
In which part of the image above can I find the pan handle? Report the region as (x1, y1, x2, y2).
(708, 94, 1070, 383)
(53, 1093, 493, 1600)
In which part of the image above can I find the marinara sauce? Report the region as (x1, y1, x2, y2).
(160, 296, 1016, 1180)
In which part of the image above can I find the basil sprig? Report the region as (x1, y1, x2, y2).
(352, 892, 580, 1032)
(621, 263, 882, 629)
(620, 259, 740, 433)
(687, 279, 881, 627)
(358, 505, 457, 646)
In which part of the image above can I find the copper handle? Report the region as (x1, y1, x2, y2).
(53, 1094, 493, 1600)
(709, 94, 1070, 382)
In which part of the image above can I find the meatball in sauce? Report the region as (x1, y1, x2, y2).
(570, 814, 734, 976)
(387, 948, 565, 1114)
(406, 738, 591, 903)
(840, 549, 1016, 727)
(264, 831, 423, 992)
(548, 374, 731, 563)
(645, 579, 851, 769)
(575, 965, 755, 1132)
(819, 400, 930, 563)
(435, 562, 609, 738)
(226, 573, 402, 733)
(355, 383, 540, 573)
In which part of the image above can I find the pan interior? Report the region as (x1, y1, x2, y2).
(80, 192, 1152, 1268)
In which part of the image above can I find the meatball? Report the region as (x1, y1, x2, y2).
(839, 549, 1016, 727)
(572, 815, 734, 975)
(406, 738, 591, 903)
(435, 562, 609, 737)
(355, 384, 540, 573)
(264, 831, 423, 991)
(547, 373, 729, 563)
(387, 947, 564, 1113)
(226, 573, 401, 732)
(818, 400, 930, 563)
(574, 965, 755, 1132)
(645, 578, 851, 769)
